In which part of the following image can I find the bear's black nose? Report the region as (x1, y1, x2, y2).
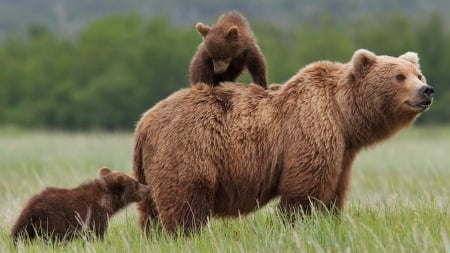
(420, 85, 435, 99)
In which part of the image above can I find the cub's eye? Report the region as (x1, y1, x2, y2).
(396, 74, 406, 81)
(418, 75, 423, 80)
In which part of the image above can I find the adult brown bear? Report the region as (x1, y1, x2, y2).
(134, 49, 434, 235)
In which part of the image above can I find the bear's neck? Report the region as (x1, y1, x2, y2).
(335, 80, 417, 150)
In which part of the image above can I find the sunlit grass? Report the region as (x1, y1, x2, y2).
(0, 127, 449, 252)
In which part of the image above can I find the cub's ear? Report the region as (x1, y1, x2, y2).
(196, 23, 211, 37)
(226, 26, 239, 40)
(399, 52, 420, 69)
(352, 49, 377, 77)
(99, 167, 112, 177)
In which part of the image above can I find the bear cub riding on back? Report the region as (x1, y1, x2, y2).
(189, 11, 268, 89)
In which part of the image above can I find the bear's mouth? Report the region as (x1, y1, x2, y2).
(406, 99, 433, 110)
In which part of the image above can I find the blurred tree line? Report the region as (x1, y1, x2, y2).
(0, 13, 448, 130)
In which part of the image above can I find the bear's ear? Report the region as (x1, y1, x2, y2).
(226, 26, 239, 40)
(352, 49, 377, 77)
(196, 23, 210, 37)
(399, 52, 420, 69)
(99, 167, 112, 177)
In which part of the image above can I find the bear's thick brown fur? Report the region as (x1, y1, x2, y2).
(11, 167, 151, 242)
(134, 49, 434, 235)
(189, 11, 268, 89)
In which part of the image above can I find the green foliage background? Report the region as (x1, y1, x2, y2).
(0, 12, 449, 130)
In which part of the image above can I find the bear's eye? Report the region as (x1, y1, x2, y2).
(396, 74, 406, 81)
(418, 75, 423, 80)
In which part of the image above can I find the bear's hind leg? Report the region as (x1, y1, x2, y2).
(137, 197, 159, 235)
(156, 179, 214, 235)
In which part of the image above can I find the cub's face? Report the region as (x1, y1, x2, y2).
(196, 22, 245, 74)
(116, 173, 151, 203)
(99, 168, 151, 204)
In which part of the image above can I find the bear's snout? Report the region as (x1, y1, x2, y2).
(213, 60, 230, 74)
(138, 184, 152, 199)
(407, 84, 435, 110)
(419, 85, 435, 100)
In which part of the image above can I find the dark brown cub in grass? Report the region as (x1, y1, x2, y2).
(189, 11, 268, 88)
(11, 167, 151, 242)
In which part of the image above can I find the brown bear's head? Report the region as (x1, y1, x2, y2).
(350, 49, 434, 126)
(196, 22, 246, 74)
(99, 167, 151, 209)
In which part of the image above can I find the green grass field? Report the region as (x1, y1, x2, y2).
(0, 127, 449, 252)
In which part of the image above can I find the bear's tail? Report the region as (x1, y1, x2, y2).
(133, 132, 147, 185)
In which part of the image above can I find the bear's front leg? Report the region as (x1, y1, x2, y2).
(278, 197, 310, 224)
(278, 193, 338, 224)
(277, 167, 341, 222)
(332, 150, 358, 212)
(278, 196, 314, 223)
(246, 46, 268, 89)
(190, 49, 217, 86)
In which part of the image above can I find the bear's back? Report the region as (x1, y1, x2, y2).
(138, 83, 276, 135)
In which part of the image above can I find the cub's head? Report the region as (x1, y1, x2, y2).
(99, 167, 151, 208)
(350, 49, 434, 127)
(196, 22, 245, 74)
